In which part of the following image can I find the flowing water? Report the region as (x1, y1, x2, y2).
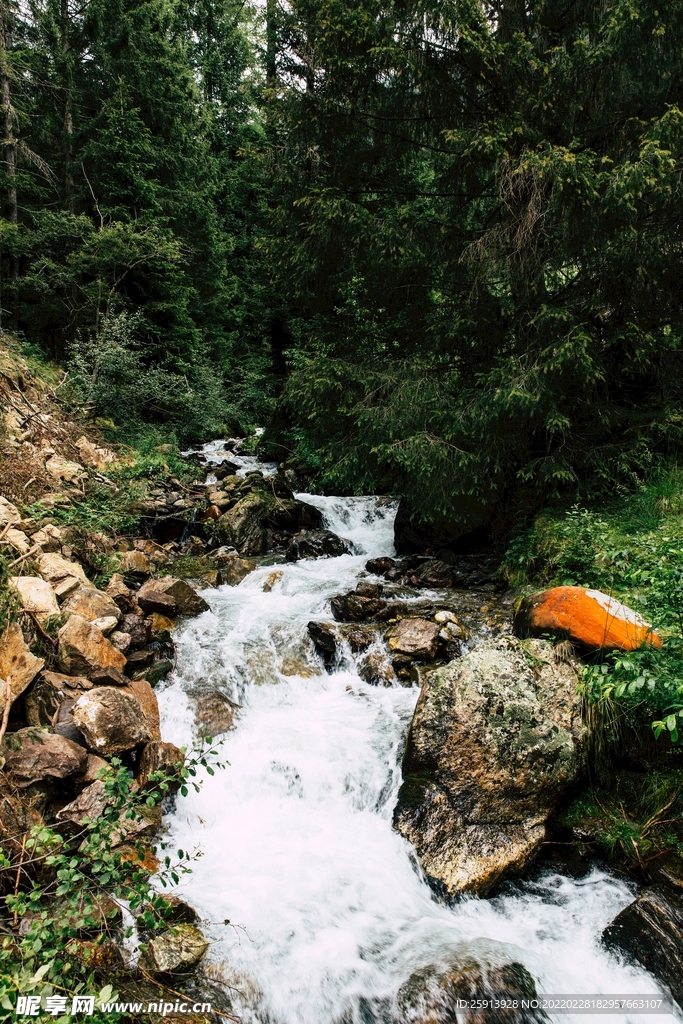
(158, 465, 669, 1024)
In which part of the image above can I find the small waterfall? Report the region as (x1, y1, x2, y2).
(157, 448, 666, 1024)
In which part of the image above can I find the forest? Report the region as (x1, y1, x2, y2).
(1, 0, 682, 540)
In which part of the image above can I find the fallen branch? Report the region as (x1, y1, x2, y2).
(7, 542, 42, 568)
(19, 608, 58, 648)
(138, 968, 240, 1022)
(0, 676, 12, 747)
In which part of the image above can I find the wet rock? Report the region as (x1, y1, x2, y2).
(61, 585, 122, 625)
(1, 728, 87, 786)
(394, 636, 586, 897)
(648, 851, 683, 893)
(398, 958, 547, 1024)
(142, 924, 209, 974)
(73, 687, 150, 756)
(514, 587, 662, 653)
(357, 652, 394, 687)
(136, 740, 185, 793)
(267, 498, 322, 533)
(218, 491, 268, 555)
(194, 690, 239, 739)
(330, 593, 387, 622)
(387, 618, 440, 660)
(365, 557, 395, 576)
(286, 529, 351, 561)
(118, 550, 153, 580)
(147, 659, 173, 686)
(153, 894, 199, 925)
(602, 887, 683, 1003)
(138, 577, 209, 616)
(58, 614, 127, 677)
(340, 625, 377, 652)
(0, 622, 45, 705)
(9, 576, 60, 622)
(106, 574, 135, 613)
(355, 581, 383, 599)
(262, 569, 283, 592)
(403, 559, 454, 589)
(125, 649, 155, 674)
(307, 621, 338, 660)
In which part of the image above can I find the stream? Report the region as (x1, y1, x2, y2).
(157, 449, 668, 1024)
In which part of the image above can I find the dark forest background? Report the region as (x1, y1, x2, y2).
(2, 0, 682, 539)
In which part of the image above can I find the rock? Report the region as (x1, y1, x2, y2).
(137, 590, 177, 617)
(138, 577, 209, 616)
(0, 623, 45, 706)
(398, 958, 547, 1024)
(90, 665, 128, 687)
(394, 636, 586, 897)
(45, 454, 85, 483)
(54, 577, 80, 599)
(56, 779, 111, 827)
(218, 491, 268, 555)
(74, 436, 114, 470)
(77, 753, 111, 787)
(122, 677, 161, 740)
(286, 530, 351, 561)
(648, 851, 683, 893)
(121, 612, 151, 650)
(9, 576, 60, 622)
(435, 610, 458, 624)
(602, 887, 683, 1003)
(340, 625, 377, 652)
(146, 659, 173, 686)
(118, 550, 153, 579)
(133, 538, 170, 565)
(365, 557, 395, 575)
(262, 570, 283, 592)
(403, 559, 454, 589)
(105, 574, 134, 613)
(5, 529, 31, 555)
(307, 621, 338, 659)
(148, 612, 176, 636)
(267, 498, 323, 533)
(219, 554, 256, 586)
(72, 687, 150, 756)
(57, 615, 127, 677)
(30, 525, 62, 552)
(358, 652, 394, 687)
(514, 587, 662, 653)
(90, 615, 118, 635)
(136, 740, 185, 793)
(109, 630, 132, 654)
(125, 649, 155, 674)
(387, 618, 440, 659)
(38, 552, 89, 587)
(330, 593, 387, 622)
(194, 690, 239, 739)
(153, 894, 199, 925)
(53, 697, 86, 744)
(355, 581, 383, 599)
(61, 585, 122, 624)
(1, 729, 87, 786)
(0, 496, 21, 526)
(143, 924, 209, 974)
(25, 671, 90, 727)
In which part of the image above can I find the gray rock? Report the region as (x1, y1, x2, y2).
(394, 636, 586, 897)
(602, 887, 683, 1003)
(387, 618, 440, 659)
(285, 529, 351, 561)
(143, 924, 209, 973)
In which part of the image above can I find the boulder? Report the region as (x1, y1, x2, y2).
(109, 630, 131, 655)
(0, 622, 45, 705)
(122, 677, 161, 740)
(219, 554, 256, 587)
(6, 529, 31, 555)
(38, 552, 89, 587)
(1, 729, 87, 786)
(394, 636, 586, 897)
(358, 652, 394, 687)
(53, 698, 86, 745)
(307, 621, 338, 659)
(330, 593, 387, 622)
(61, 585, 122, 624)
(45, 454, 85, 483)
(403, 559, 454, 589)
(218, 491, 267, 555)
(138, 577, 209, 616)
(90, 615, 118, 635)
(387, 618, 440, 660)
(25, 671, 90, 728)
(105, 574, 134, 613)
(136, 740, 185, 793)
(74, 436, 114, 470)
(397, 958, 547, 1024)
(57, 615, 127, 677)
(514, 587, 662, 653)
(142, 924, 209, 974)
(90, 665, 128, 687)
(286, 530, 351, 561)
(137, 590, 177, 617)
(56, 779, 111, 828)
(121, 612, 151, 651)
(30, 525, 62, 552)
(9, 576, 60, 622)
(118, 550, 153, 579)
(602, 887, 683, 1003)
(365, 557, 395, 576)
(266, 498, 322, 533)
(193, 690, 239, 739)
(72, 687, 150, 756)
(0, 496, 21, 526)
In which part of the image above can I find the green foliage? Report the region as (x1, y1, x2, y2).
(0, 554, 20, 636)
(0, 742, 224, 1022)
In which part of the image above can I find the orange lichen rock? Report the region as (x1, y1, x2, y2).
(513, 586, 663, 652)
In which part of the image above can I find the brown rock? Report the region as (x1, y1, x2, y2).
(394, 637, 586, 897)
(121, 612, 151, 650)
(58, 615, 127, 677)
(90, 664, 128, 686)
(217, 491, 267, 555)
(118, 550, 153, 578)
(358, 652, 395, 687)
(143, 924, 209, 973)
(387, 618, 440, 659)
(72, 687, 150, 756)
(122, 677, 161, 740)
(61, 585, 122, 624)
(105, 573, 134, 613)
(25, 671, 90, 728)
(330, 593, 387, 622)
(0, 622, 45, 706)
(136, 740, 185, 793)
(38, 552, 89, 586)
(398, 959, 546, 1024)
(109, 630, 132, 654)
(147, 613, 176, 635)
(56, 779, 112, 827)
(219, 554, 256, 587)
(138, 577, 209, 616)
(9, 577, 60, 622)
(1, 728, 87, 787)
(76, 753, 111, 787)
(514, 586, 662, 653)
(133, 538, 169, 564)
(194, 690, 239, 739)
(603, 887, 683, 1004)
(137, 590, 177, 617)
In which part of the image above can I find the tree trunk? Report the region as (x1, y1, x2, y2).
(0, 3, 17, 229)
(61, 0, 74, 211)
